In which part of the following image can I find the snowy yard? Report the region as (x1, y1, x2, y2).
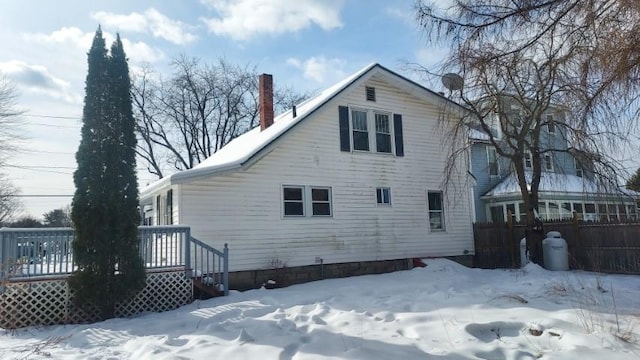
(1, 259, 639, 359)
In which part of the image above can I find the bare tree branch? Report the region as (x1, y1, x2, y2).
(132, 57, 312, 179)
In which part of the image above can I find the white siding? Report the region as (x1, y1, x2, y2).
(177, 76, 474, 272)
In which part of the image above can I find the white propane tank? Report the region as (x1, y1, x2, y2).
(542, 231, 569, 271)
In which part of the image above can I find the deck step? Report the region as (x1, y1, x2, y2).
(193, 277, 223, 299)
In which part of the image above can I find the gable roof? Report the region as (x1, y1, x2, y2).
(141, 63, 463, 197)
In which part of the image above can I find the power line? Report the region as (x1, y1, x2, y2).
(10, 165, 76, 170)
(8, 195, 73, 197)
(23, 113, 81, 120)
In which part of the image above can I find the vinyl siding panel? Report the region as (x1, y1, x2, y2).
(178, 76, 473, 272)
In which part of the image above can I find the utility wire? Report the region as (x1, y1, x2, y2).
(7, 194, 72, 197)
(22, 113, 81, 120)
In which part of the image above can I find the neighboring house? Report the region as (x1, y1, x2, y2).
(470, 101, 640, 223)
(140, 63, 474, 287)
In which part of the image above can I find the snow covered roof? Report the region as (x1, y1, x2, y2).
(482, 171, 639, 199)
(469, 128, 490, 141)
(140, 63, 462, 197)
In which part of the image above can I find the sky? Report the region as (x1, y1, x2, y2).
(2, 259, 640, 358)
(0, 0, 448, 220)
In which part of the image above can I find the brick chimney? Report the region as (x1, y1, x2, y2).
(259, 74, 274, 131)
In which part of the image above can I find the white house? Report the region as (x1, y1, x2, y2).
(140, 63, 474, 287)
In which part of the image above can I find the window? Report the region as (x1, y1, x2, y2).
(510, 105, 524, 128)
(344, 107, 402, 155)
(376, 187, 391, 205)
(548, 202, 560, 219)
(627, 204, 637, 221)
(351, 109, 369, 151)
(375, 113, 392, 153)
(575, 159, 583, 178)
(165, 189, 173, 225)
(546, 114, 555, 133)
(537, 202, 547, 220)
(572, 203, 583, 220)
(618, 204, 627, 221)
(156, 195, 162, 225)
(506, 203, 516, 222)
(524, 151, 532, 169)
(489, 205, 504, 223)
(561, 202, 572, 218)
(543, 153, 554, 171)
(311, 187, 332, 216)
(598, 204, 608, 221)
(365, 86, 376, 102)
(427, 191, 445, 230)
(583, 203, 596, 221)
(487, 147, 498, 176)
(283, 186, 332, 218)
(283, 186, 305, 216)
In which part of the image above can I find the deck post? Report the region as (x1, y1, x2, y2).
(223, 243, 229, 296)
(0, 230, 5, 284)
(185, 227, 192, 279)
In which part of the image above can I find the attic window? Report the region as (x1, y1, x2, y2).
(365, 86, 376, 102)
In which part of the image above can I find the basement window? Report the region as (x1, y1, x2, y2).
(365, 86, 376, 102)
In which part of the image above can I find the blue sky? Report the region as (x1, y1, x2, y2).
(0, 0, 449, 219)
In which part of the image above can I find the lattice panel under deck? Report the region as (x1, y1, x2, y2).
(115, 271, 192, 316)
(0, 279, 68, 329)
(0, 270, 192, 329)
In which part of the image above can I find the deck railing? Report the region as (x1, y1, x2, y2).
(190, 236, 229, 296)
(0, 226, 229, 296)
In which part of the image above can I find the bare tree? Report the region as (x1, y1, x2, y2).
(132, 56, 311, 178)
(0, 74, 24, 223)
(414, 0, 639, 261)
(415, 0, 640, 118)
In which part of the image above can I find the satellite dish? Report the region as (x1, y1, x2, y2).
(441, 73, 464, 91)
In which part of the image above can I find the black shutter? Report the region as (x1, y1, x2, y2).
(339, 106, 350, 152)
(394, 114, 404, 157)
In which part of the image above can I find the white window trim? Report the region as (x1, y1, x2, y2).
(350, 107, 370, 152)
(575, 159, 583, 177)
(282, 185, 333, 218)
(543, 153, 554, 172)
(376, 187, 392, 206)
(348, 106, 396, 155)
(524, 151, 533, 169)
(487, 147, 499, 177)
(374, 111, 393, 154)
(310, 186, 333, 217)
(427, 190, 445, 231)
(282, 185, 306, 217)
(546, 113, 556, 133)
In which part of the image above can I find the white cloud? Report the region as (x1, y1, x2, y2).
(24, 26, 95, 49)
(91, 8, 197, 45)
(0, 60, 80, 103)
(385, 6, 413, 25)
(23, 27, 165, 64)
(201, 0, 344, 41)
(415, 47, 449, 69)
(286, 56, 346, 83)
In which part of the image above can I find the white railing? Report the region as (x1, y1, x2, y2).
(0, 226, 229, 296)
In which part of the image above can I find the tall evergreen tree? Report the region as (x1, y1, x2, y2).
(70, 28, 145, 319)
(627, 168, 640, 193)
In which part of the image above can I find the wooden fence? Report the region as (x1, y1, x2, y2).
(474, 215, 640, 274)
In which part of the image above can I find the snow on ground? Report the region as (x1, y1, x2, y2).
(2, 259, 640, 359)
